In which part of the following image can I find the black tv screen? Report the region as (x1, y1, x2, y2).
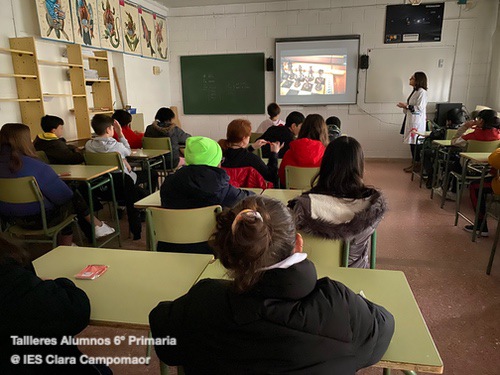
(385, 3, 444, 44)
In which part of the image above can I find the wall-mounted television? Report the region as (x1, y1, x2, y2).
(275, 36, 359, 106)
(385, 3, 444, 44)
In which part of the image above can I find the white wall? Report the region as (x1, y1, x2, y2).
(167, 0, 499, 158)
(0, 0, 170, 137)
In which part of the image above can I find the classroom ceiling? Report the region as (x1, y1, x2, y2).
(156, 0, 285, 8)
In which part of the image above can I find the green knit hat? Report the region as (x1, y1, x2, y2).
(184, 136, 222, 167)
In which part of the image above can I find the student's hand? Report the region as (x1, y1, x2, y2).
(252, 139, 267, 150)
(397, 102, 407, 109)
(464, 120, 476, 129)
(270, 141, 284, 153)
(113, 120, 123, 138)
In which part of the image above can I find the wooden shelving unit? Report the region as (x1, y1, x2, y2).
(0, 37, 44, 137)
(67, 44, 114, 139)
(0, 37, 114, 140)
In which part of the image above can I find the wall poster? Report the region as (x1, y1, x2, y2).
(97, 0, 123, 51)
(138, 6, 155, 58)
(71, 0, 100, 47)
(120, 1, 142, 55)
(154, 14, 168, 60)
(36, 0, 74, 42)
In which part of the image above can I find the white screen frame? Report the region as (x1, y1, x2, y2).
(275, 36, 360, 105)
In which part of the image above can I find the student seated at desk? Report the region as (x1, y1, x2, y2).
(257, 111, 304, 158)
(326, 115, 342, 142)
(256, 102, 285, 133)
(112, 109, 144, 149)
(451, 109, 500, 148)
(144, 107, 191, 169)
(442, 110, 500, 200)
(149, 196, 394, 374)
(278, 114, 329, 187)
(0, 124, 114, 245)
(220, 119, 281, 186)
(289, 136, 386, 269)
(33, 115, 84, 165)
(86, 115, 156, 240)
(465, 118, 500, 237)
(159, 136, 253, 253)
(0, 236, 111, 375)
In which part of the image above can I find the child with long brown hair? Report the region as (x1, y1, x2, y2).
(150, 195, 394, 374)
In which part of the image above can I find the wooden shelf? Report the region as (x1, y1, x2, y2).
(83, 55, 108, 61)
(86, 79, 111, 83)
(38, 60, 83, 68)
(89, 109, 114, 115)
(43, 93, 87, 98)
(0, 73, 37, 79)
(0, 47, 34, 55)
(0, 98, 41, 102)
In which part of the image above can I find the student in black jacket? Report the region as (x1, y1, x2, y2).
(150, 195, 395, 374)
(257, 111, 304, 158)
(220, 119, 282, 186)
(0, 236, 110, 375)
(33, 115, 85, 165)
(159, 136, 253, 253)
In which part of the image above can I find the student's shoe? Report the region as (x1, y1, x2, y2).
(403, 165, 413, 173)
(463, 224, 489, 237)
(95, 222, 115, 238)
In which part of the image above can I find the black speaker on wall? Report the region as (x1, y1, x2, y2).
(359, 54, 369, 70)
(266, 57, 274, 72)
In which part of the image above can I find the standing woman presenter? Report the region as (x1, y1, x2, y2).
(397, 71, 428, 173)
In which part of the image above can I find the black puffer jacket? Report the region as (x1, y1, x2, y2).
(0, 261, 93, 375)
(160, 165, 253, 209)
(149, 259, 394, 374)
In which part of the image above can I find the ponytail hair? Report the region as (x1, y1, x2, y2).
(477, 109, 500, 130)
(209, 196, 296, 293)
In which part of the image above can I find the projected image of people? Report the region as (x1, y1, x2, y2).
(280, 55, 346, 96)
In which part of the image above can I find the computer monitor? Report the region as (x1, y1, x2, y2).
(435, 102, 463, 128)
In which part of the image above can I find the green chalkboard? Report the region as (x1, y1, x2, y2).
(180, 53, 265, 115)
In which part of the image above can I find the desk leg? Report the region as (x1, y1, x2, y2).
(145, 160, 153, 194)
(471, 166, 488, 242)
(383, 369, 391, 375)
(454, 159, 468, 226)
(487, 219, 500, 274)
(107, 173, 122, 248)
(430, 146, 440, 199)
(440, 149, 452, 209)
(86, 181, 97, 248)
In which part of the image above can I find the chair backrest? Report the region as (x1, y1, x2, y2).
(466, 140, 500, 153)
(0, 177, 49, 231)
(222, 166, 273, 189)
(285, 166, 320, 190)
(300, 232, 347, 269)
(146, 205, 222, 250)
(445, 129, 457, 140)
(249, 132, 263, 143)
(142, 137, 172, 151)
(84, 151, 125, 172)
(142, 137, 174, 169)
(36, 150, 50, 164)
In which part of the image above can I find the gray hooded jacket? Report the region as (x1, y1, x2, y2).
(289, 190, 387, 268)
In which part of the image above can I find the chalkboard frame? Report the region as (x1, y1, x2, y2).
(180, 53, 265, 115)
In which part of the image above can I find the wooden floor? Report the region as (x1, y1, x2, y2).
(72, 160, 499, 375)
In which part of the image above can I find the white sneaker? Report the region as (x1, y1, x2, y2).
(95, 222, 115, 238)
